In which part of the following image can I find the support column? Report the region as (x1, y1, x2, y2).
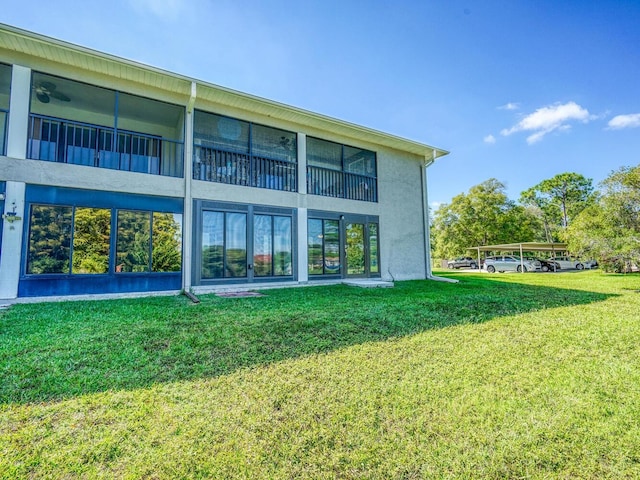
(0, 182, 26, 299)
(6, 65, 30, 160)
(296, 132, 308, 283)
(297, 207, 308, 283)
(0, 65, 32, 299)
(297, 132, 307, 195)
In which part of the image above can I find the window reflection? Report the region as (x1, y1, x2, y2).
(226, 213, 247, 277)
(324, 220, 340, 274)
(254, 215, 273, 276)
(27, 205, 72, 274)
(369, 223, 379, 274)
(72, 208, 111, 274)
(152, 212, 182, 272)
(202, 211, 224, 279)
(274, 216, 292, 276)
(116, 210, 150, 273)
(307, 219, 323, 275)
(346, 223, 365, 275)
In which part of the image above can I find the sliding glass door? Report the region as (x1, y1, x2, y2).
(308, 212, 379, 279)
(197, 202, 294, 284)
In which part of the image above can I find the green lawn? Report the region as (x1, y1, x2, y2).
(1, 271, 640, 479)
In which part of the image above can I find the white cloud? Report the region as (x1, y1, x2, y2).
(498, 102, 520, 111)
(607, 113, 640, 130)
(483, 134, 496, 144)
(501, 101, 593, 144)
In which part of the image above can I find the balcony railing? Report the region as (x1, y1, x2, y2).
(307, 165, 377, 202)
(27, 114, 184, 178)
(193, 146, 297, 192)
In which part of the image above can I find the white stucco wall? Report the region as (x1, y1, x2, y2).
(376, 147, 427, 281)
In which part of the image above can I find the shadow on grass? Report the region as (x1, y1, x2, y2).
(0, 275, 614, 404)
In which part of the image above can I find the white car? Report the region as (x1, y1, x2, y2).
(484, 255, 538, 273)
(551, 256, 597, 270)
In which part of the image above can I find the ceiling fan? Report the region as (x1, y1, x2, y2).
(34, 81, 71, 103)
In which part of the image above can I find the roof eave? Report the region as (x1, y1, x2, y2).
(0, 23, 449, 159)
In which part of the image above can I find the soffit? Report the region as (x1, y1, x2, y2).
(0, 23, 449, 161)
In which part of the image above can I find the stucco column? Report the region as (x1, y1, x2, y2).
(297, 207, 308, 283)
(6, 65, 30, 160)
(0, 182, 26, 299)
(297, 132, 308, 282)
(0, 65, 31, 299)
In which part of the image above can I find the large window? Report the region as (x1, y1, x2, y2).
(26, 204, 182, 276)
(197, 202, 294, 283)
(0, 63, 11, 156)
(193, 111, 297, 192)
(27, 72, 185, 177)
(307, 137, 377, 202)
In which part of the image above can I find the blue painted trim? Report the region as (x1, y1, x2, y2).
(26, 184, 183, 212)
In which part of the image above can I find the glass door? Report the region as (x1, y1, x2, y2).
(345, 222, 366, 276)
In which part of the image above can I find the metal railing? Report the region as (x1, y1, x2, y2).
(193, 146, 297, 192)
(307, 165, 377, 202)
(27, 114, 184, 178)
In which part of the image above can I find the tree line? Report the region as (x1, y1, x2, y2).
(431, 164, 640, 273)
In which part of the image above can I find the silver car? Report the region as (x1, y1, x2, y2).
(484, 255, 538, 273)
(550, 256, 597, 270)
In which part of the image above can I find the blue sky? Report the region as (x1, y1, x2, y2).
(3, 0, 639, 207)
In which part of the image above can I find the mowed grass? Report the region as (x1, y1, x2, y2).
(1, 271, 640, 479)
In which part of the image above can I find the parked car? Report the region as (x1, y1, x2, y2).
(550, 256, 597, 270)
(484, 255, 538, 273)
(528, 257, 561, 272)
(447, 256, 478, 269)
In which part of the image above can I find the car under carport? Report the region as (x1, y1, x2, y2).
(467, 242, 569, 273)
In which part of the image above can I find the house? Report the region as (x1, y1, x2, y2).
(0, 24, 448, 299)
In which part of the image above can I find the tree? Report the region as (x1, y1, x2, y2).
(519, 173, 595, 240)
(432, 178, 538, 259)
(566, 165, 640, 272)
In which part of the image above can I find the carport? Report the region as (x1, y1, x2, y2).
(468, 242, 568, 272)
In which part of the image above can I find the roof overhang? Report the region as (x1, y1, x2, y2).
(0, 23, 449, 160)
(468, 242, 568, 253)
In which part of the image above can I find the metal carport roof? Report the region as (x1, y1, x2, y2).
(466, 242, 568, 273)
(468, 242, 568, 253)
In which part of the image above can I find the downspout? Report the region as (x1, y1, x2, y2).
(182, 82, 197, 293)
(423, 149, 459, 283)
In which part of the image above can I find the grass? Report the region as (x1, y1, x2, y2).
(1, 270, 639, 478)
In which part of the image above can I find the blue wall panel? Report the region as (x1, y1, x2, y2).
(18, 273, 181, 297)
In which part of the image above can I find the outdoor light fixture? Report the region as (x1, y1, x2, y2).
(2, 201, 22, 223)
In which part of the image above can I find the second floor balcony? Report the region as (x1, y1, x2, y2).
(193, 146, 297, 192)
(27, 114, 184, 177)
(307, 165, 378, 202)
